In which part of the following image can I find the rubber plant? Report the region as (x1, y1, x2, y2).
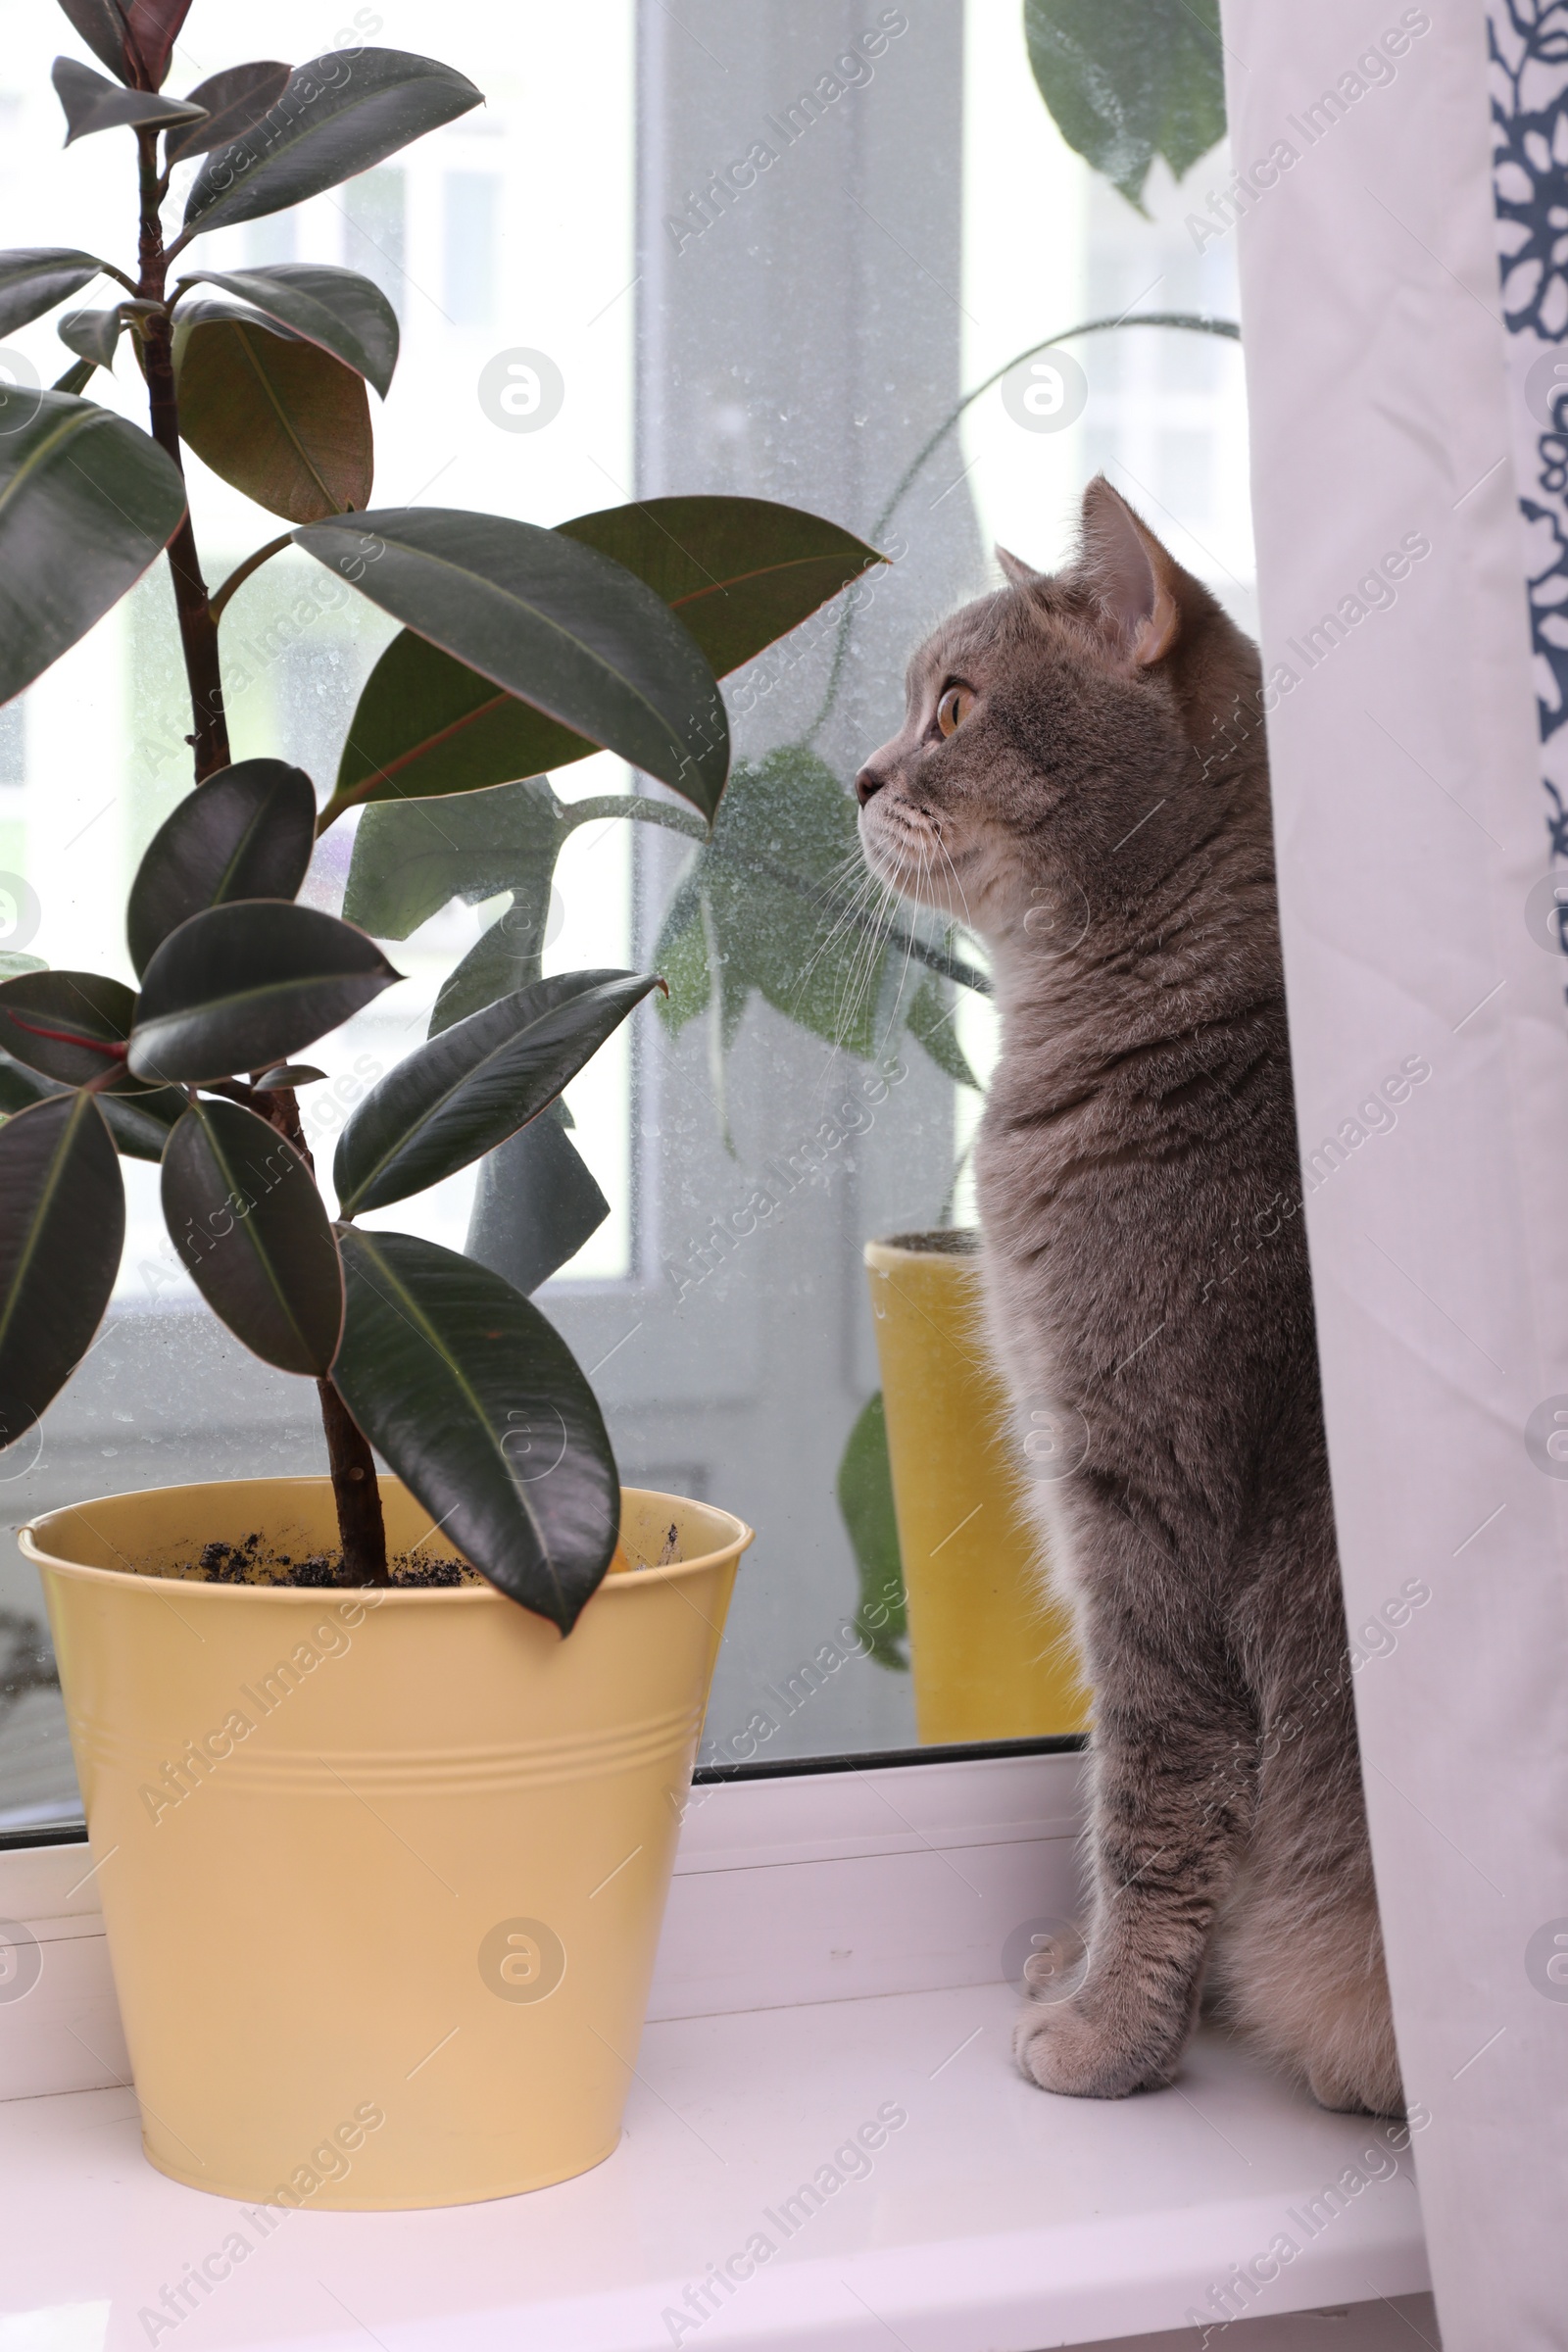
(0, 5, 882, 1628)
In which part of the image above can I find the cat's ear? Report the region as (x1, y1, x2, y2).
(1076, 476, 1182, 666)
(995, 545, 1044, 591)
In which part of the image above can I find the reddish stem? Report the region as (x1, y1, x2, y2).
(260, 1085, 391, 1587)
(135, 128, 229, 780)
(5, 1018, 125, 1056)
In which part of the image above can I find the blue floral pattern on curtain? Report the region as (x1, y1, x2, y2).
(1491, 0, 1568, 885)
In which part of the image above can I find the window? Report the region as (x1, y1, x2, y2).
(443, 171, 500, 328)
(0, 2, 1249, 1836)
(340, 167, 407, 321)
(243, 213, 297, 267)
(0, 700, 23, 786)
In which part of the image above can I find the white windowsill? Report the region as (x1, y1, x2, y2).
(0, 1752, 1434, 2351)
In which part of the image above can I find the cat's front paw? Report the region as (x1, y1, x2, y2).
(1012, 1995, 1176, 2099)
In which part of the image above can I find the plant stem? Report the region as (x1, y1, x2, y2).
(805, 311, 1242, 747)
(561, 792, 707, 839)
(869, 312, 1240, 553)
(316, 1377, 392, 1586)
(135, 127, 229, 779)
(258, 1080, 391, 1585)
(210, 531, 293, 624)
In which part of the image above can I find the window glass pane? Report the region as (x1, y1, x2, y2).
(340, 167, 408, 320)
(629, 2, 1250, 1773)
(444, 171, 501, 327)
(243, 214, 298, 267)
(0, 699, 24, 787)
(0, 2, 1249, 1833)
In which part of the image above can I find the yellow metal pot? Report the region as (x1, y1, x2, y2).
(864, 1233, 1088, 1744)
(23, 1477, 749, 2210)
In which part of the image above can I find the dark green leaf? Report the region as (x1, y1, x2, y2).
(177, 263, 397, 397)
(162, 1098, 342, 1373)
(0, 969, 147, 1093)
(466, 1115, 608, 1297)
(58, 305, 121, 368)
(1022, 0, 1225, 210)
(183, 48, 482, 236)
(0, 248, 108, 338)
(129, 902, 400, 1083)
(562, 495, 883, 678)
(334, 969, 657, 1216)
(52, 56, 206, 144)
(330, 630, 595, 815)
(651, 903, 710, 1038)
(0, 391, 186, 705)
(175, 311, 371, 524)
(905, 971, 980, 1091)
(0, 1052, 182, 1161)
(254, 1062, 325, 1088)
(55, 0, 134, 83)
(332, 1227, 618, 1629)
(99, 1085, 184, 1159)
(298, 508, 728, 819)
(122, 0, 196, 89)
(166, 61, 292, 164)
(0, 1055, 57, 1119)
(427, 893, 553, 1035)
(836, 1393, 907, 1670)
(126, 759, 317, 979)
(0, 1094, 123, 1447)
(53, 358, 96, 396)
(343, 774, 566, 941)
(326, 497, 881, 817)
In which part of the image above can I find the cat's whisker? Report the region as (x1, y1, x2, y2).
(786, 863, 908, 1107)
(805, 848, 878, 927)
(830, 887, 887, 1053)
(775, 849, 887, 1026)
(877, 850, 927, 1054)
(933, 828, 978, 938)
(790, 861, 880, 983)
(880, 906, 927, 1062)
(794, 866, 887, 1006)
(831, 865, 903, 1074)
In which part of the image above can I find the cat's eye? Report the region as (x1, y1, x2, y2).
(936, 684, 975, 738)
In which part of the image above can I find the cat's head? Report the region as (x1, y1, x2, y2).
(856, 477, 1266, 948)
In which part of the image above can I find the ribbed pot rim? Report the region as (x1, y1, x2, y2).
(20, 1477, 753, 1604)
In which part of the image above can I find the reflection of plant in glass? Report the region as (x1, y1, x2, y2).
(0, 1609, 57, 1724)
(837, 1394, 908, 1671)
(1022, 0, 1227, 211)
(0, 4, 881, 1628)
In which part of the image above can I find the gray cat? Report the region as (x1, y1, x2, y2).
(856, 478, 1400, 2117)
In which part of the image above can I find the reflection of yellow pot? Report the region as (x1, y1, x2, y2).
(864, 1234, 1088, 1745)
(23, 1478, 749, 2210)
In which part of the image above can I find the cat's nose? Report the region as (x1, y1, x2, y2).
(855, 763, 886, 807)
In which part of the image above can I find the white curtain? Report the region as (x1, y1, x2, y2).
(1217, 3, 1568, 2344)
